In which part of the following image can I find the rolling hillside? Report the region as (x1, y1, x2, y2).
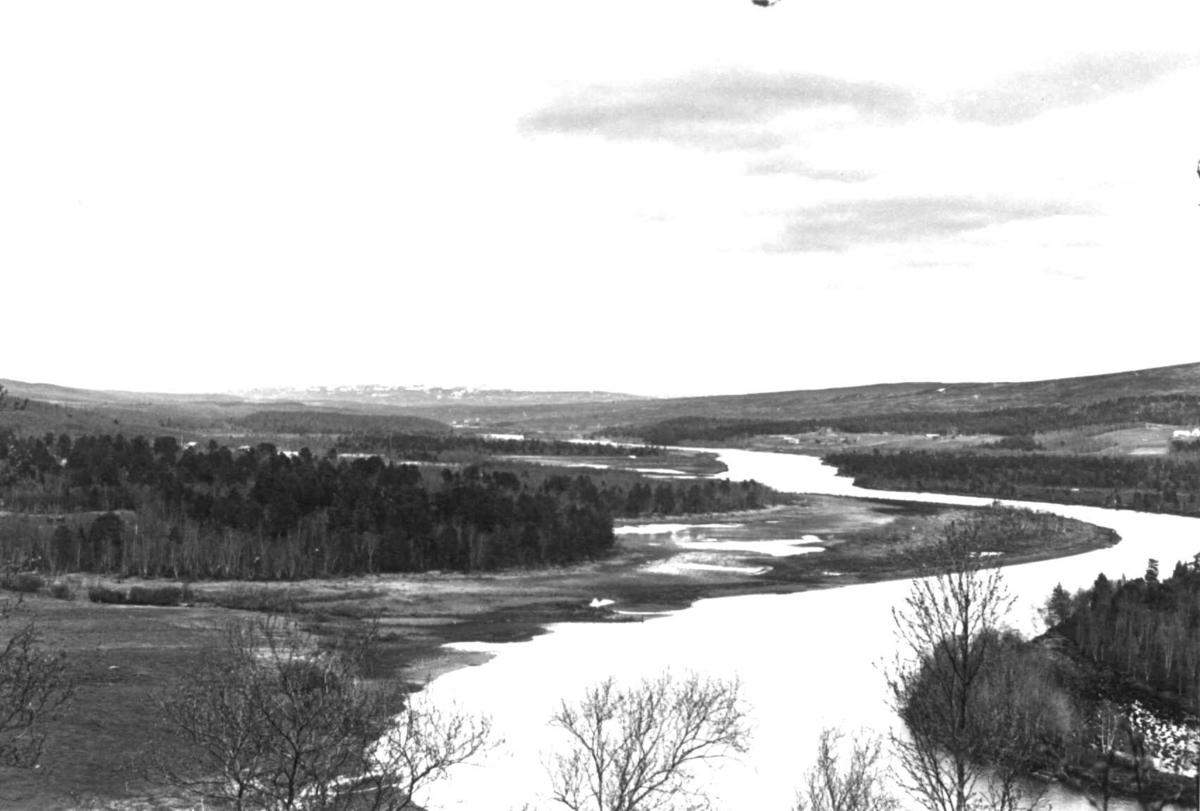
(5, 361, 1200, 440)
(363, 362, 1200, 435)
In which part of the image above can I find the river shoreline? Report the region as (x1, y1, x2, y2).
(16, 447, 1186, 809)
(407, 448, 1200, 811)
(368, 492, 1118, 691)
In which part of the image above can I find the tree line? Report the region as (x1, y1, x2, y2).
(228, 411, 666, 462)
(890, 520, 1200, 810)
(230, 409, 449, 436)
(0, 431, 778, 579)
(1055, 556, 1200, 703)
(330, 431, 663, 462)
(825, 449, 1200, 515)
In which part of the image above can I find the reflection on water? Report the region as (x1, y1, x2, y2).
(420, 449, 1200, 810)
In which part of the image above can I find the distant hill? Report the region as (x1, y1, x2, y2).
(377, 362, 1200, 435)
(605, 362, 1200, 423)
(233, 384, 650, 409)
(0, 379, 245, 406)
(0, 381, 450, 440)
(0, 379, 641, 440)
(5, 362, 1200, 439)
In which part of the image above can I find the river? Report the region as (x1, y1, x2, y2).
(419, 448, 1200, 810)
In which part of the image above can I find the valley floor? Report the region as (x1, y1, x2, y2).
(0, 494, 1116, 809)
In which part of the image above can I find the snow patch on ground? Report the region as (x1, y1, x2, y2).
(1128, 701, 1199, 778)
(674, 539, 824, 558)
(443, 641, 504, 653)
(618, 526, 823, 558)
(641, 552, 771, 576)
(614, 523, 743, 535)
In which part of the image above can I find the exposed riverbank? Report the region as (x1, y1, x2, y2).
(357, 493, 1116, 689)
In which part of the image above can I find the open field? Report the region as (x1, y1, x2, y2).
(742, 430, 1002, 454)
(1038, 424, 1180, 455)
(0, 494, 1117, 809)
(735, 422, 1189, 458)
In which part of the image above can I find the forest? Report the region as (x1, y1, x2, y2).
(1057, 557, 1200, 703)
(0, 431, 780, 580)
(614, 393, 1200, 444)
(1029, 558, 1200, 803)
(824, 450, 1200, 515)
(328, 431, 663, 461)
(893, 521, 1200, 810)
(229, 409, 450, 436)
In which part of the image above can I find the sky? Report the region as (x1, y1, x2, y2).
(2, 0, 1199, 397)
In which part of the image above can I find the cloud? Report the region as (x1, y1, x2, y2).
(518, 52, 1193, 161)
(745, 156, 875, 182)
(949, 52, 1195, 125)
(519, 70, 917, 150)
(769, 196, 1084, 253)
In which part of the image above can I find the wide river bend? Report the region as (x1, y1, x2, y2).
(421, 448, 1200, 810)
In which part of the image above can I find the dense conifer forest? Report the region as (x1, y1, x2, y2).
(229, 409, 451, 436)
(1057, 557, 1200, 704)
(329, 431, 663, 461)
(0, 431, 779, 580)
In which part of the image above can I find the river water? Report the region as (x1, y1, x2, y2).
(420, 448, 1200, 810)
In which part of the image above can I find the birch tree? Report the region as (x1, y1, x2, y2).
(547, 671, 749, 811)
(150, 616, 491, 810)
(886, 519, 1040, 811)
(0, 600, 73, 771)
(793, 727, 898, 811)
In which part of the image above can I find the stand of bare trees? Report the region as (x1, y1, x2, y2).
(886, 519, 1048, 811)
(1050, 555, 1200, 810)
(546, 671, 750, 811)
(793, 728, 898, 811)
(148, 616, 492, 811)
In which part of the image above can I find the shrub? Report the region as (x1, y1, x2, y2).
(49, 581, 75, 601)
(1, 573, 44, 594)
(149, 615, 492, 811)
(127, 585, 183, 607)
(88, 585, 126, 604)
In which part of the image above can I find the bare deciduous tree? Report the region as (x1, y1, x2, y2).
(886, 519, 1045, 811)
(0, 599, 74, 771)
(793, 727, 898, 811)
(547, 671, 750, 811)
(150, 615, 492, 811)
